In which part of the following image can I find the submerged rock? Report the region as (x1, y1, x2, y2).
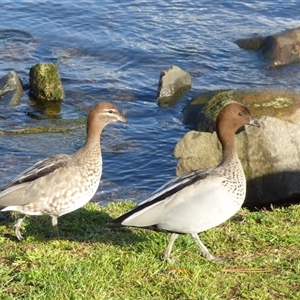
(29, 63, 64, 102)
(0, 29, 36, 63)
(174, 116, 300, 207)
(0, 71, 23, 105)
(236, 27, 300, 68)
(157, 65, 192, 105)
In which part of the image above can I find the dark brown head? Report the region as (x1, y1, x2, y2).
(86, 102, 127, 138)
(216, 103, 260, 147)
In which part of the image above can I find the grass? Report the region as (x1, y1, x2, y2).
(0, 200, 300, 299)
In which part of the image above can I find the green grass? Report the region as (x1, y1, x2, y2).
(1, 201, 300, 299)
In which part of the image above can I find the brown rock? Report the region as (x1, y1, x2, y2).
(182, 89, 300, 131)
(236, 27, 300, 68)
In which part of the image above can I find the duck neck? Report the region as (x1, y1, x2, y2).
(82, 131, 102, 155)
(83, 116, 106, 149)
(75, 127, 103, 163)
(82, 111, 107, 148)
(84, 127, 103, 147)
(217, 128, 238, 165)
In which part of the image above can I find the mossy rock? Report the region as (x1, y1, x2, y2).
(235, 36, 264, 50)
(182, 88, 300, 131)
(29, 63, 64, 102)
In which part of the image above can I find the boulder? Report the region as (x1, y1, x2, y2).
(182, 89, 300, 131)
(157, 65, 192, 105)
(174, 116, 300, 207)
(0, 71, 23, 105)
(236, 27, 300, 68)
(29, 63, 64, 102)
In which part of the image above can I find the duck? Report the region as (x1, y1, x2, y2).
(107, 103, 260, 261)
(0, 102, 127, 240)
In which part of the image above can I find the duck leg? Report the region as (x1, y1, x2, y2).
(13, 216, 25, 241)
(51, 216, 60, 237)
(163, 233, 179, 262)
(191, 233, 225, 261)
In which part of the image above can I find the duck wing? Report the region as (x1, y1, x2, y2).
(109, 167, 214, 226)
(2, 154, 71, 190)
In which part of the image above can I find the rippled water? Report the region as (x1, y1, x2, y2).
(0, 1, 300, 204)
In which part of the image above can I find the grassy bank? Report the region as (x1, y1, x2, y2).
(1, 200, 300, 299)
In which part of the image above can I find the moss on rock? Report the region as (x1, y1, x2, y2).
(29, 63, 64, 102)
(182, 88, 300, 131)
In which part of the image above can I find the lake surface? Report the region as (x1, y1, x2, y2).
(1, 0, 300, 205)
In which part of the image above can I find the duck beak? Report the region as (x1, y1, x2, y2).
(118, 110, 127, 123)
(249, 116, 260, 127)
(119, 115, 127, 123)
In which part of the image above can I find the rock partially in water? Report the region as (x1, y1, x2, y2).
(52, 46, 84, 62)
(0, 29, 36, 62)
(182, 88, 300, 131)
(235, 36, 264, 51)
(174, 116, 300, 207)
(157, 65, 192, 106)
(29, 63, 64, 102)
(236, 27, 300, 68)
(0, 29, 34, 45)
(0, 71, 23, 106)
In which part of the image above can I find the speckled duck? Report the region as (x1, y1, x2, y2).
(0, 102, 126, 240)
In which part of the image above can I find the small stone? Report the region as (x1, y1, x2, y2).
(0, 71, 23, 106)
(29, 63, 64, 102)
(157, 65, 192, 102)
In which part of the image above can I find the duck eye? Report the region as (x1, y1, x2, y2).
(108, 109, 113, 114)
(238, 111, 244, 116)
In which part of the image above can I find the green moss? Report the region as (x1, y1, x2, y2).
(2, 127, 70, 134)
(252, 97, 293, 109)
(190, 89, 231, 106)
(0, 117, 86, 135)
(203, 90, 238, 121)
(236, 37, 263, 50)
(29, 63, 64, 102)
(184, 88, 300, 131)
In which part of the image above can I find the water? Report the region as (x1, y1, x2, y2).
(0, 0, 300, 205)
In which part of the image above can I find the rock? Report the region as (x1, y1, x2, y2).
(0, 71, 23, 105)
(0, 29, 36, 63)
(236, 36, 264, 51)
(174, 131, 221, 174)
(29, 63, 64, 102)
(182, 89, 300, 131)
(52, 47, 84, 62)
(157, 65, 192, 105)
(0, 29, 34, 45)
(174, 116, 300, 206)
(236, 27, 300, 68)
